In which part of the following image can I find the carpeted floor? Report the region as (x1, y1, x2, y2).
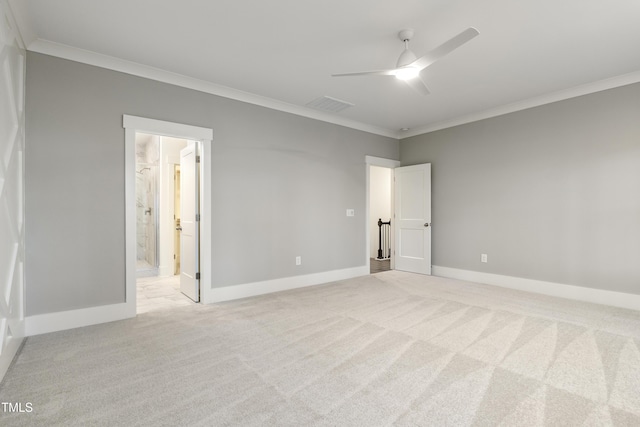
(1, 271, 640, 426)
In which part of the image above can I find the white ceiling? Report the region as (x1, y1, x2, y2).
(11, 0, 640, 138)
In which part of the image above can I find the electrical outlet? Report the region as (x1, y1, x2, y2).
(481, 254, 488, 263)
(346, 209, 355, 217)
(296, 256, 301, 266)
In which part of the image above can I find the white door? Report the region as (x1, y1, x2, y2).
(179, 142, 200, 301)
(394, 164, 431, 274)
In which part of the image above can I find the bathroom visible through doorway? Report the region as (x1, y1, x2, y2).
(134, 132, 199, 309)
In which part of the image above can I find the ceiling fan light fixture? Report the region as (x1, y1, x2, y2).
(396, 47, 417, 68)
(395, 67, 419, 80)
(331, 27, 479, 96)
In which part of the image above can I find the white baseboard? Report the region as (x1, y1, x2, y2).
(0, 336, 25, 382)
(22, 267, 368, 336)
(206, 266, 370, 303)
(432, 265, 640, 311)
(25, 303, 135, 337)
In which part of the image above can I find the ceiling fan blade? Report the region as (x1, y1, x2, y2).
(405, 75, 430, 96)
(411, 27, 479, 70)
(331, 69, 397, 77)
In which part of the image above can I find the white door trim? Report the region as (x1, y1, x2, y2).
(365, 156, 400, 272)
(123, 115, 213, 312)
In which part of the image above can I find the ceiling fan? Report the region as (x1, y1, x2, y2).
(332, 27, 479, 95)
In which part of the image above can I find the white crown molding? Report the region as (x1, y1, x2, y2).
(433, 265, 640, 312)
(27, 39, 399, 139)
(24, 39, 640, 141)
(403, 70, 640, 138)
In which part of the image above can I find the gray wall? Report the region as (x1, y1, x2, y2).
(400, 83, 640, 294)
(25, 52, 398, 316)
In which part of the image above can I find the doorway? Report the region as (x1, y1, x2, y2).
(365, 156, 400, 274)
(369, 165, 393, 274)
(123, 115, 213, 315)
(365, 157, 432, 276)
(134, 133, 195, 312)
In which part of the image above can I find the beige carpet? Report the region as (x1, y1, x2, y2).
(2, 271, 640, 426)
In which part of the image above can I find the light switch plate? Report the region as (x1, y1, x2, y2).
(346, 209, 355, 217)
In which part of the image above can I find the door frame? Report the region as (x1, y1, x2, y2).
(365, 156, 400, 272)
(123, 115, 213, 313)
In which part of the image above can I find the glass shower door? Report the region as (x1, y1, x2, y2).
(136, 163, 159, 276)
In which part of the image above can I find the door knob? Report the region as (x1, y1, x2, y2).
(424, 223, 430, 227)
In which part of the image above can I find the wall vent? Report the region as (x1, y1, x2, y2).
(305, 96, 354, 113)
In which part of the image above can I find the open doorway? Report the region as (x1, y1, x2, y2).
(124, 115, 213, 315)
(134, 133, 195, 312)
(365, 156, 400, 274)
(369, 165, 392, 274)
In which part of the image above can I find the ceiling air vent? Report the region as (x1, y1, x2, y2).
(305, 96, 354, 113)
